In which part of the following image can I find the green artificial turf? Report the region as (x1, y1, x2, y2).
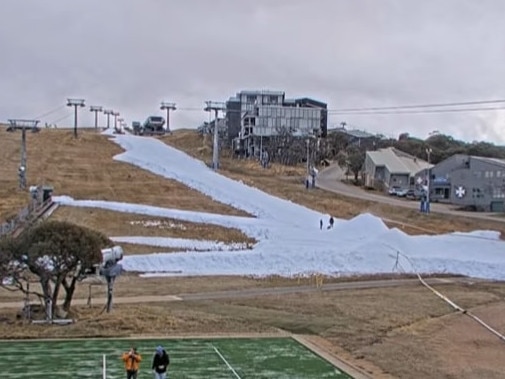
(0, 337, 353, 378)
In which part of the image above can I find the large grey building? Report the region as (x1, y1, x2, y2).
(225, 90, 327, 157)
(429, 154, 505, 211)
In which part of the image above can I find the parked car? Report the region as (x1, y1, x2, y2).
(388, 186, 401, 196)
(406, 189, 425, 200)
(396, 188, 409, 197)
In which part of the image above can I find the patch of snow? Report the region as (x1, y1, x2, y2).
(129, 220, 187, 230)
(54, 135, 505, 280)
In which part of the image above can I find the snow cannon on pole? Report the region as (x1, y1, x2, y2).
(99, 246, 124, 313)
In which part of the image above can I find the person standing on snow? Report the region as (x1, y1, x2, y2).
(152, 345, 170, 379)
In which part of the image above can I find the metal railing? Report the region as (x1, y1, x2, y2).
(0, 198, 53, 237)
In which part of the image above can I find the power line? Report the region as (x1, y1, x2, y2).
(48, 113, 72, 124)
(177, 102, 505, 115)
(329, 105, 505, 116)
(33, 105, 66, 120)
(330, 99, 505, 112)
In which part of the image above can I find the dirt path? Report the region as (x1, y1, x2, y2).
(0, 276, 469, 309)
(317, 164, 505, 223)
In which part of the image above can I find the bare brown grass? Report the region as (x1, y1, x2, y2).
(1, 280, 505, 377)
(0, 128, 248, 221)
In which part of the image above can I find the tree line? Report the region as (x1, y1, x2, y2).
(254, 128, 505, 181)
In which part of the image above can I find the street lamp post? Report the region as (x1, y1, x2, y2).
(306, 138, 310, 176)
(426, 147, 433, 213)
(66, 98, 85, 138)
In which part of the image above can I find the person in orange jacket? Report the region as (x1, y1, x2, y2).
(122, 346, 142, 379)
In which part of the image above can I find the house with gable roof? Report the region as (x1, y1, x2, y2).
(363, 147, 432, 191)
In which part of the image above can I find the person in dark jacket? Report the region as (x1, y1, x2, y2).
(152, 345, 170, 379)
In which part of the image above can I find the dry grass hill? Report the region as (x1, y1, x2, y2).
(1, 125, 505, 378)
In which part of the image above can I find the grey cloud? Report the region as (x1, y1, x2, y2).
(1, 0, 505, 142)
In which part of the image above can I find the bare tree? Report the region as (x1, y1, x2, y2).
(262, 126, 319, 166)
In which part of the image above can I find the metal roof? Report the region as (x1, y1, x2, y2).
(471, 156, 505, 168)
(238, 90, 285, 96)
(367, 147, 432, 175)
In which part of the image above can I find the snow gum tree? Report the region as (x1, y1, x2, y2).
(0, 221, 112, 316)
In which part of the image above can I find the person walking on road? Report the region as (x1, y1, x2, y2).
(122, 346, 142, 379)
(152, 345, 170, 379)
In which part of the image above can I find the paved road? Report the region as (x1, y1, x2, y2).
(0, 276, 474, 309)
(317, 164, 505, 223)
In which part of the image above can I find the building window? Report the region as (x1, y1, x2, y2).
(472, 188, 484, 198)
(489, 171, 494, 178)
(493, 188, 505, 198)
(246, 95, 257, 103)
(497, 171, 502, 178)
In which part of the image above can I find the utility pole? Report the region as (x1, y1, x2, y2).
(160, 102, 176, 134)
(426, 147, 432, 213)
(66, 98, 85, 138)
(7, 119, 40, 190)
(204, 101, 226, 170)
(103, 109, 113, 129)
(306, 138, 310, 176)
(89, 106, 103, 130)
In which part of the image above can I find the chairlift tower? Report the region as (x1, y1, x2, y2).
(103, 109, 114, 129)
(66, 98, 86, 138)
(7, 119, 40, 190)
(89, 106, 103, 129)
(160, 102, 176, 133)
(204, 101, 226, 170)
(117, 117, 124, 133)
(113, 111, 120, 130)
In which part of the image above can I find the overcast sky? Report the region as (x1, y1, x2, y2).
(1, 0, 505, 143)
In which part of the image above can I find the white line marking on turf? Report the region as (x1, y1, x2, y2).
(212, 345, 242, 379)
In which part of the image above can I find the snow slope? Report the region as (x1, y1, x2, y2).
(54, 134, 505, 280)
